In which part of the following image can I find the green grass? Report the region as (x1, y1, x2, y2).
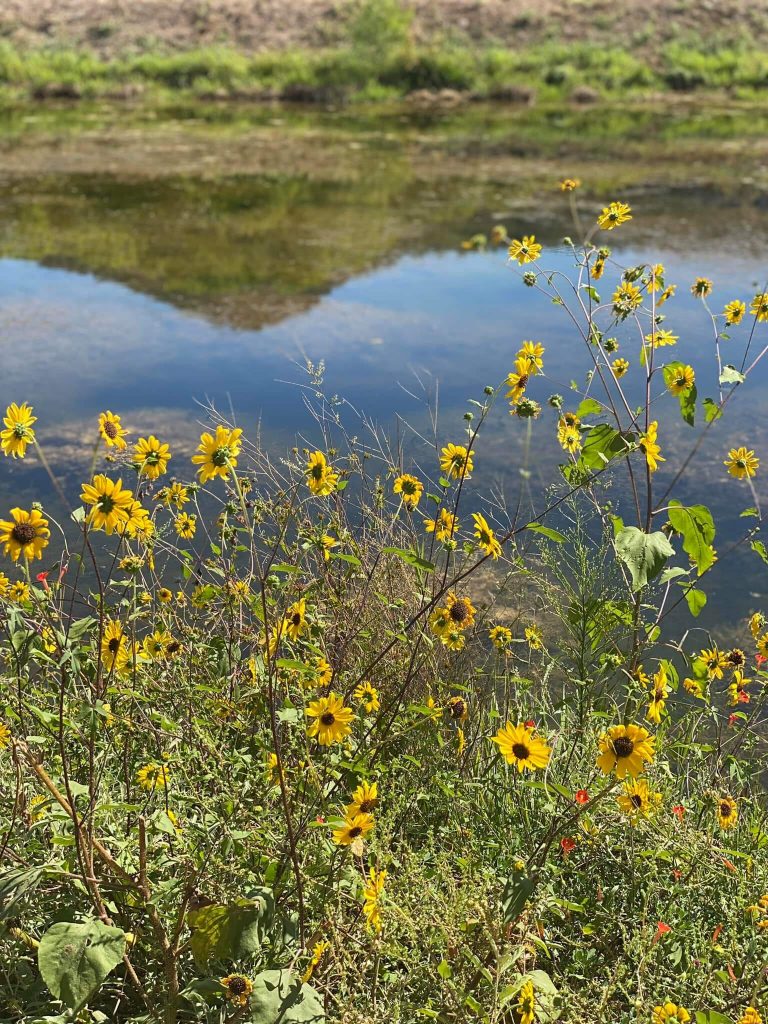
(3, 39, 768, 103)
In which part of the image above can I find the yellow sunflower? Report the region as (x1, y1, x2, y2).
(617, 778, 662, 820)
(283, 598, 309, 641)
(1, 402, 37, 459)
(492, 722, 551, 772)
(517, 980, 536, 1024)
(639, 421, 665, 473)
(174, 512, 196, 539)
(597, 201, 632, 231)
(353, 681, 380, 713)
(362, 867, 386, 933)
(445, 592, 476, 631)
(98, 411, 128, 449)
(158, 482, 189, 508)
(489, 625, 512, 650)
(101, 619, 130, 674)
(332, 811, 375, 846)
(81, 475, 134, 534)
(192, 425, 243, 483)
(596, 724, 655, 779)
(0, 721, 11, 748)
(136, 762, 169, 792)
(440, 443, 474, 480)
(653, 1003, 690, 1024)
(347, 780, 378, 816)
(724, 300, 746, 325)
(725, 447, 759, 480)
(305, 450, 339, 496)
(717, 795, 738, 830)
(393, 473, 423, 508)
(220, 974, 253, 1007)
(472, 512, 502, 558)
(751, 293, 768, 320)
(306, 692, 354, 746)
(424, 508, 458, 542)
(508, 235, 542, 264)
(134, 436, 171, 480)
(0, 508, 50, 562)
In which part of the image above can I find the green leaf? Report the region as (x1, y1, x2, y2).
(659, 566, 689, 584)
(382, 547, 434, 572)
(437, 959, 452, 980)
(702, 397, 722, 422)
(38, 920, 126, 1012)
(741, 507, 759, 517)
(751, 539, 768, 566)
(683, 587, 707, 617)
(719, 364, 745, 385)
(579, 424, 633, 471)
(614, 527, 675, 590)
(667, 501, 715, 576)
(678, 383, 697, 426)
(0, 865, 46, 922)
(188, 892, 275, 967)
(575, 398, 602, 418)
(525, 523, 567, 544)
(249, 969, 325, 1023)
(501, 866, 536, 926)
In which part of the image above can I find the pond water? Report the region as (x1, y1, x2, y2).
(1, 100, 768, 631)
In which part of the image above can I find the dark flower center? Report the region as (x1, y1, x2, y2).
(349, 826, 362, 838)
(107, 637, 121, 654)
(291, 612, 302, 626)
(103, 420, 118, 439)
(11, 523, 37, 545)
(512, 742, 530, 760)
(98, 494, 116, 513)
(320, 712, 335, 726)
(631, 794, 643, 808)
(728, 649, 745, 666)
(449, 600, 470, 624)
(612, 736, 634, 758)
(720, 801, 732, 817)
(450, 699, 467, 719)
(227, 977, 248, 995)
(359, 799, 375, 813)
(166, 641, 181, 655)
(311, 462, 324, 479)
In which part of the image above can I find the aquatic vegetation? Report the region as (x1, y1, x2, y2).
(1, 191, 768, 1023)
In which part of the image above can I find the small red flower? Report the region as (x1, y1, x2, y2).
(756, 653, 767, 668)
(672, 869, 683, 881)
(711, 923, 723, 944)
(672, 804, 685, 821)
(316, 815, 325, 824)
(728, 713, 738, 728)
(560, 836, 576, 856)
(652, 921, 671, 944)
(35, 570, 50, 591)
(525, 719, 536, 729)
(574, 789, 589, 805)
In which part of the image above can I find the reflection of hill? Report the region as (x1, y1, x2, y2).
(0, 106, 767, 330)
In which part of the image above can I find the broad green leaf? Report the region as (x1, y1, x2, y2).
(659, 566, 689, 584)
(615, 527, 675, 590)
(667, 501, 715, 576)
(382, 547, 434, 572)
(38, 920, 126, 1012)
(188, 892, 274, 967)
(741, 507, 759, 517)
(579, 424, 633, 471)
(719, 364, 745, 385)
(525, 523, 567, 544)
(683, 587, 707, 617)
(702, 398, 722, 422)
(501, 866, 536, 925)
(575, 398, 602, 418)
(249, 969, 325, 1023)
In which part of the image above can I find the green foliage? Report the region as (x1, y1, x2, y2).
(614, 526, 675, 589)
(249, 970, 324, 1023)
(188, 892, 275, 967)
(37, 920, 126, 1012)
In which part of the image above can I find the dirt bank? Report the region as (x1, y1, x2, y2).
(1, 0, 765, 56)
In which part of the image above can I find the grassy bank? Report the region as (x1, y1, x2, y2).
(3, 38, 768, 104)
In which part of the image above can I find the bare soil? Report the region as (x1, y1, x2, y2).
(0, 0, 766, 55)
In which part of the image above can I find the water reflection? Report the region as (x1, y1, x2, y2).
(0, 102, 767, 629)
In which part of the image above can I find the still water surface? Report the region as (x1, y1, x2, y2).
(1, 102, 768, 629)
